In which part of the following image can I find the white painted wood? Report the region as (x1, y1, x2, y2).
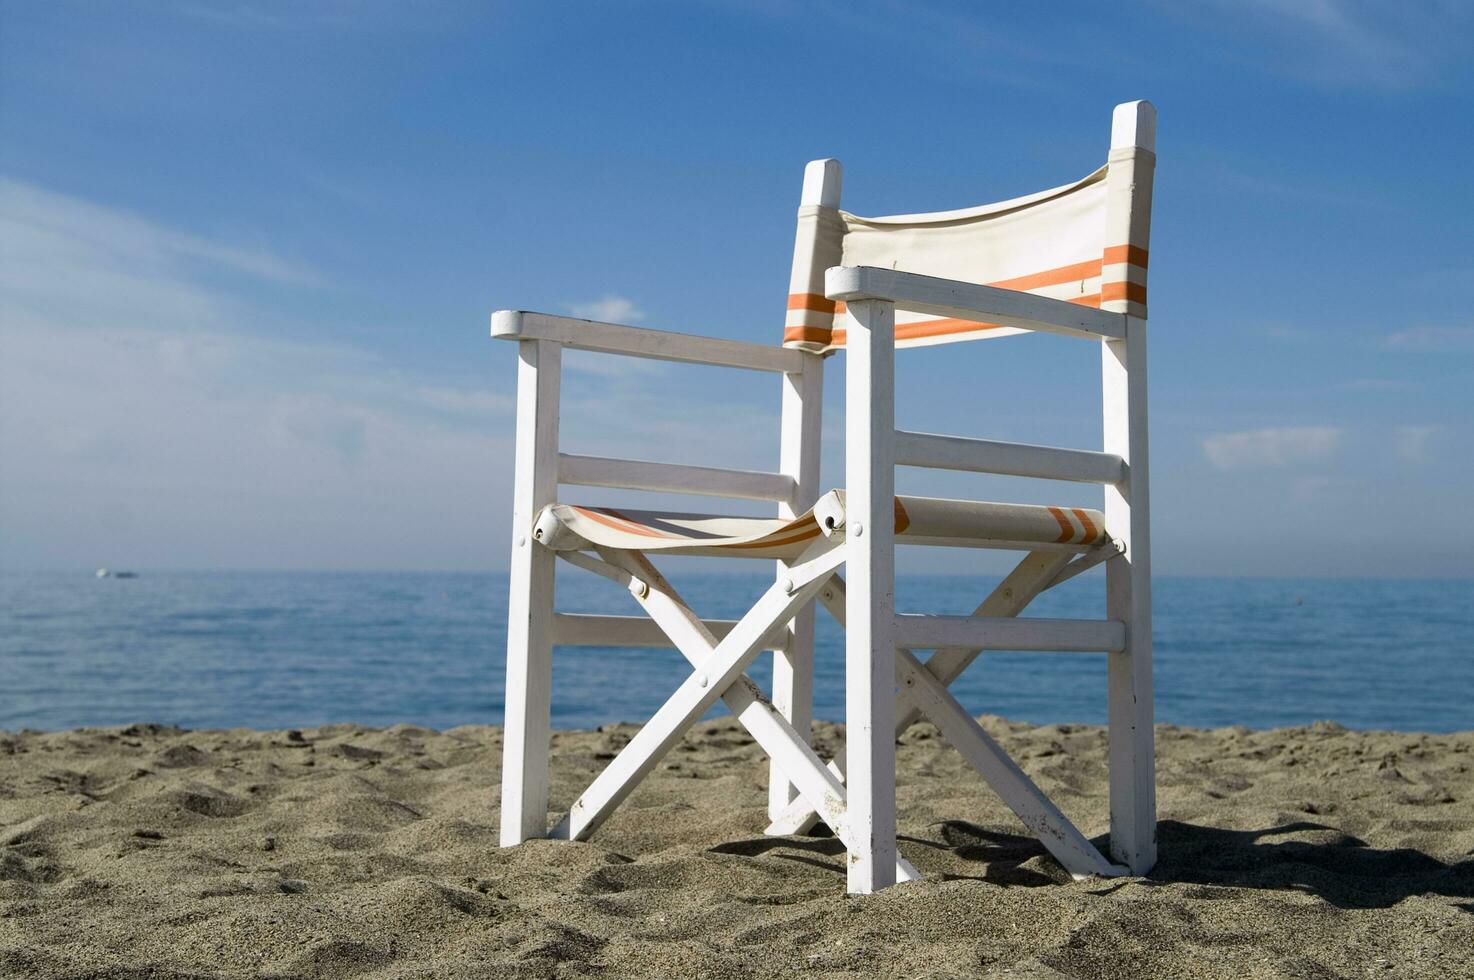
(492, 310, 804, 374)
(551, 547, 637, 589)
(767, 552, 1072, 836)
(903, 553, 1073, 685)
(591, 548, 920, 883)
(825, 266, 1126, 341)
(843, 299, 898, 894)
(1099, 100, 1157, 874)
(1111, 100, 1157, 152)
(801, 158, 843, 208)
(549, 538, 846, 841)
(894, 429, 1125, 485)
(893, 614, 1124, 653)
(770, 348, 825, 820)
(551, 613, 789, 652)
(781, 562, 1127, 880)
(1044, 541, 1125, 589)
(557, 453, 795, 502)
(500, 339, 561, 847)
(896, 647, 1127, 878)
(1103, 315, 1156, 873)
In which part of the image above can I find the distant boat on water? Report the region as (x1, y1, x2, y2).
(95, 569, 139, 579)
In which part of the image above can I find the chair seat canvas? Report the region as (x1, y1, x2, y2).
(533, 490, 1111, 559)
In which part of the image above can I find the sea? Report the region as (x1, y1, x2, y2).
(2, 572, 1471, 734)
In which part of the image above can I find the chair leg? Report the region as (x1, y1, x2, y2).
(768, 602, 815, 821)
(1107, 554, 1155, 872)
(500, 339, 560, 847)
(844, 298, 898, 895)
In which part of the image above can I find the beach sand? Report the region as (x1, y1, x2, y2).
(2, 717, 1471, 979)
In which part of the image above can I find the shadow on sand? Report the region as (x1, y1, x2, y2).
(928, 819, 1474, 910)
(711, 819, 1474, 910)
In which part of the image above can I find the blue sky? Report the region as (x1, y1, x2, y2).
(1, 1, 1471, 576)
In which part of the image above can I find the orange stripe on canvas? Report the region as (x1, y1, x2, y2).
(784, 326, 834, 344)
(1103, 244, 1149, 268)
(789, 249, 1143, 348)
(716, 524, 823, 552)
(787, 292, 837, 314)
(1100, 281, 1147, 304)
(990, 258, 1103, 292)
(571, 507, 679, 540)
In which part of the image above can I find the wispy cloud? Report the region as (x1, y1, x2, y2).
(1167, 0, 1474, 90)
(1394, 425, 1437, 464)
(0, 178, 320, 293)
(558, 296, 667, 379)
(1385, 325, 1474, 353)
(1290, 474, 1361, 503)
(566, 295, 645, 324)
(0, 181, 772, 568)
(1210, 165, 1404, 214)
(1203, 425, 1343, 470)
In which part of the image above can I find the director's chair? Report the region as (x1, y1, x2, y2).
(493, 101, 1158, 894)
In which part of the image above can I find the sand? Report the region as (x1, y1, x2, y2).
(2, 717, 1472, 979)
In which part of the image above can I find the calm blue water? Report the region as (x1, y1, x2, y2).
(1, 572, 1470, 733)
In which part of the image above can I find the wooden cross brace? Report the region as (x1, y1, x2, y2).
(798, 571, 1127, 879)
(551, 539, 923, 884)
(551, 540, 1125, 881)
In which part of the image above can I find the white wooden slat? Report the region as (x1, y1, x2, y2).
(893, 614, 1124, 653)
(825, 266, 1126, 341)
(550, 613, 789, 652)
(492, 310, 805, 374)
(896, 647, 1126, 879)
(902, 552, 1075, 686)
(894, 429, 1125, 485)
(558, 453, 795, 502)
(500, 339, 561, 847)
(591, 549, 920, 884)
(548, 539, 846, 842)
(843, 298, 899, 894)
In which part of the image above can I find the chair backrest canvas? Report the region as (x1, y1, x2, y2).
(783, 101, 1155, 353)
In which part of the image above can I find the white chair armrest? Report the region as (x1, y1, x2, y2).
(492, 310, 808, 373)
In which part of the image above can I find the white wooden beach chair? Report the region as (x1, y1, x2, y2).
(493, 101, 1158, 894)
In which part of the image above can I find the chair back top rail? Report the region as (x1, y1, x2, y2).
(494, 310, 807, 374)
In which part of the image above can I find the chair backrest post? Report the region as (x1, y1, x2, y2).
(769, 158, 839, 821)
(1100, 99, 1157, 874)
